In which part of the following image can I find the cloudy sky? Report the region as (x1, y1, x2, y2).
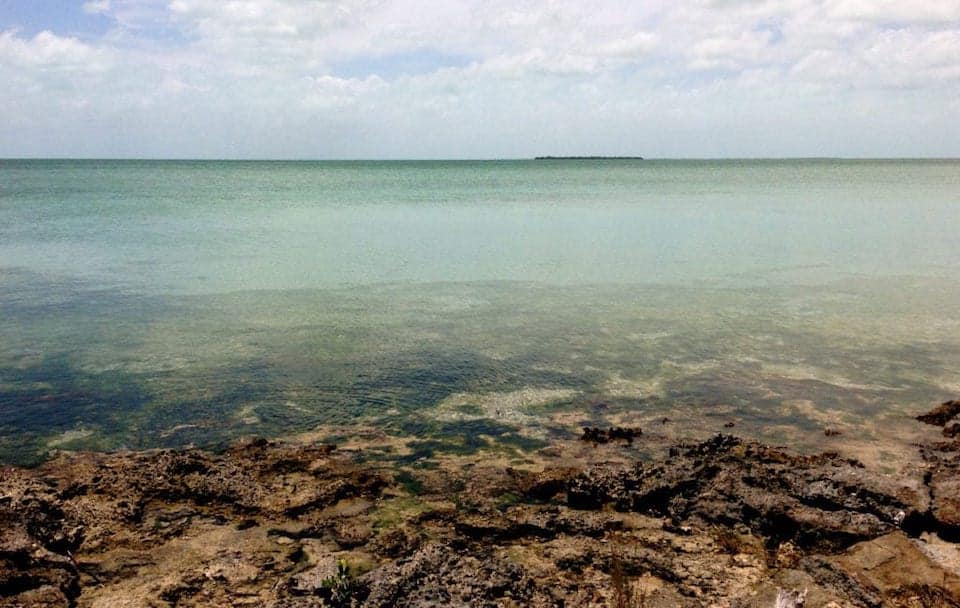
(1, 0, 958, 158)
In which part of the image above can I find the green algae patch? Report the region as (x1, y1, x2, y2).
(369, 497, 433, 531)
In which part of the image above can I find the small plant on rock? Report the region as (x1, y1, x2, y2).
(320, 559, 364, 608)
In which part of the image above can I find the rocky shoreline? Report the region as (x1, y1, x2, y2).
(3, 404, 960, 607)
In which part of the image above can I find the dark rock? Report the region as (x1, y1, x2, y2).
(888, 584, 960, 607)
(454, 513, 555, 542)
(567, 435, 920, 552)
(919, 440, 960, 539)
(0, 481, 82, 605)
(579, 426, 642, 445)
(369, 528, 422, 559)
(158, 572, 204, 603)
(515, 467, 579, 502)
(917, 400, 960, 427)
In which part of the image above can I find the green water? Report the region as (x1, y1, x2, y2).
(1, 159, 959, 464)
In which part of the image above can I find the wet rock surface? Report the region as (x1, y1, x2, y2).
(1, 414, 959, 607)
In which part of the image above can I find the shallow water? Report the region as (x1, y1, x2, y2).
(1, 159, 959, 465)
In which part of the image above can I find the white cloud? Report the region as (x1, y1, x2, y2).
(687, 30, 774, 70)
(599, 32, 657, 58)
(829, 0, 960, 24)
(0, 0, 958, 157)
(83, 0, 112, 14)
(0, 29, 109, 70)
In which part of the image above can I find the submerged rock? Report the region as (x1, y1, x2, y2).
(579, 426, 642, 445)
(917, 399, 960, 427)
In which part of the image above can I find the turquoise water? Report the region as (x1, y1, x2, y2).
(1, 159, 959, 464)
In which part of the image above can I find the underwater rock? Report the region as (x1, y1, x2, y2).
(578, 426, 642, 445)
(917, 399, 960, 427)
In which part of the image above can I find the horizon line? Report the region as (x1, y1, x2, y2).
(2, 156, 960, 162)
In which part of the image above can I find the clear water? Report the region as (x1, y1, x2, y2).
(2, 159, 959, 465)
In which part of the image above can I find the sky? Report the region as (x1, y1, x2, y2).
(1, 0, 958, 159)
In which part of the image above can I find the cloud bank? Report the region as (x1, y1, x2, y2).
(1, 0, 958, 158)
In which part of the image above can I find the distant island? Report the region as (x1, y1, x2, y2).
(534, 156, 643, 160)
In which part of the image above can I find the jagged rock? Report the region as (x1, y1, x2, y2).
(0, 477, 82, 607)
(919, 440, 960, 538)
(567, 435, 922, 551)
(362, 544, 552, 607)
(917, 400, 960, 427)
(0, 426, 957, 607)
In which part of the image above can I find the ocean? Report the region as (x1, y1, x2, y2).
(2, 159, 958, 465)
